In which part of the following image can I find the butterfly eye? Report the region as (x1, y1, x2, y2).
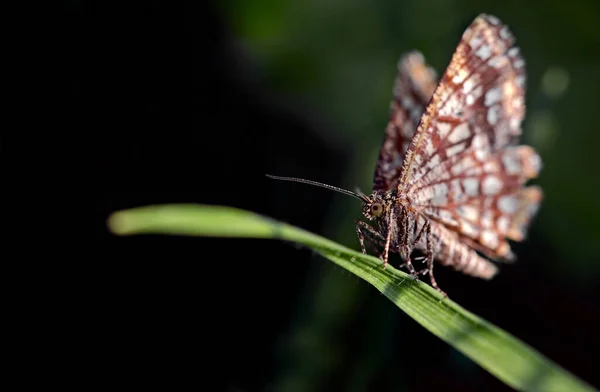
(371, 203, 383, 217)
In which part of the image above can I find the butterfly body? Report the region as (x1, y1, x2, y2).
(357, 187, 500, 296)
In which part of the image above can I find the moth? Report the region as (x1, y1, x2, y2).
(268, 14, 542, 296)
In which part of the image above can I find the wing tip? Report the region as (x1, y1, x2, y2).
(506, 186, 543, 241)
(477, 13, 502, 26)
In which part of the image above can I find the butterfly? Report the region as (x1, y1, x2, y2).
(268, 14, 542, 297)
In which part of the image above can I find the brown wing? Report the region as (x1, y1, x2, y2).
(372, 51, 437, 191)
(397, 14, 526, 192)
(414, 146, 542, 260)
(430, 220, 499, 279)
(397, 14, 540, 260)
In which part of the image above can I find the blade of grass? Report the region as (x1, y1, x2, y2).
(108, 203, 595, 392)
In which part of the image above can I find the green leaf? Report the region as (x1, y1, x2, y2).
(107, 204, 595, 392)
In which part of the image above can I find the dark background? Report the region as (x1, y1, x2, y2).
(81, 1, 600, 391)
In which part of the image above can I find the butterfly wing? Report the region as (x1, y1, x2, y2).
(372, 51, 437, 191)
(397, 14, 541, 260)
(415, 146, 542, 260)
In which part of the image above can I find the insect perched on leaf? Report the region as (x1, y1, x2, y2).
(268, 14, 542, 297)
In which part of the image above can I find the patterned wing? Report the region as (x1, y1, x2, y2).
(372, 51, 437, 191)
(397, 14, 541, 260)
(431, 220, 499, 279)
(414, 145, 542, 260)
(397, 13, 526, 191)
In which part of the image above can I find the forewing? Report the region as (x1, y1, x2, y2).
(397, 14, 540, 260)
(397, 13, 526, 192)
(372, 51, 437, 191)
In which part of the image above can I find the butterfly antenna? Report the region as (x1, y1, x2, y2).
(266, 174, 370, 202)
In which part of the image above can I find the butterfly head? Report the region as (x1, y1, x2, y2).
(360, 192, 388, 220)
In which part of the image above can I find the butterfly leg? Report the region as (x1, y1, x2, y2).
(399, 258, 420, 278)
(425, 222, 447, 298)
(379, 208, 397, 269)
(404, 220, 429, 277)
(398, 208, 419, 277)
(355, 220, 385, 255)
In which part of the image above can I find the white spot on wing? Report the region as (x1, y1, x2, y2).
(497, 216, 510, 232)
(489, 56, 507, 69)
(508, 47, 520, 57)
(472, 133, 490, 161)
(486, 15, 501, 25)
(451, 156, 475, 175)
(463, 178, 479, 196)
(448, 122, 471, 144)
(413, 153, 423, 166)
(481, 210, 494, 228)
(469, 35, 483, 49)
(457, 205, 479, 221)
(452, 68, 469, 84)
(431, 194, 447, 206)
(439, 209, 457, 225)
(528, 153, 542, 175)
(502, 152, 521, 174)
(487, 105, 500, 125)
(481, 230, 499, 248)
(446, 142, 466, 157)
(485, 87, 501, 106)
(460, 221, 479, 237)
(463, 77, 476, 93)
(509, 116, 521, 130)
(475, 45, 492, 60)
(433, 183, 449, 197)
(514, 59, 525, 68)
(466, 85, 483, 106)
(472, 133, 488, 150)
(498, 195, 519, 213)
(437, 122, 452, 138)
(482, 175, 503, 195)
(427, 154, 441, 169)
(425, 138, 436, 155)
